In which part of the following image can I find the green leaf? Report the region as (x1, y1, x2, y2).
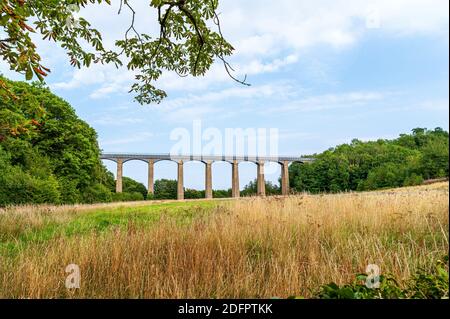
(339, 287, 355, 299)
(25, 65, 33, 81)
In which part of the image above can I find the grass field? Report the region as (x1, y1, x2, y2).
(0, 183, 448, 298)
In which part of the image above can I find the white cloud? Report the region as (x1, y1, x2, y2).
(52, 63, 136, 98)
(99, 132, 154, 146)
(157, 83, 295, 112)
(233, 34, 278, 57)
(50, 53, 299, 98)
(129, 82, 296, 123)
(278, 130, 318, 141)
(355, 96, 450, 114)
(219, 0, 449, 52)
(263, 91, 388, 114)
(91, 115, 144, 126)
(3, 0, 448, 100)
(162, 105, 219, 123)
(417, 98, 449, 111)
(240, 55, 299, 75)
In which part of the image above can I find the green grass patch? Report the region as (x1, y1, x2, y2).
(0, 200, 220, 257)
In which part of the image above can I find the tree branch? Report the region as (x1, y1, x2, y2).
(209, 0, 250, 86)
(117, 0, 145, 56)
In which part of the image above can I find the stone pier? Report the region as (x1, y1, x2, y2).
(177, 160, 184, 200)
(116, 159, 123, 193)
(101, 153, 314, 200)
(205, 161, 213, 199)
(232, 160, 240, 198)
(147, 160, 154, 196)
(257, 161, 266, 196)
(281, 160, 289, 195)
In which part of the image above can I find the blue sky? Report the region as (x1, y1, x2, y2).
(1, 0, 449, 190)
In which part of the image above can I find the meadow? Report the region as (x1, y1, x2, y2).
(0, 183, 448, 298)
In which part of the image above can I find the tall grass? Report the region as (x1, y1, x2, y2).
(0, 184, 448, 298)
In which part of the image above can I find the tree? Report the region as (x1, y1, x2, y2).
(0, 0, 248, 104)
(0, 76, 146, 205)
(290, 128, 449, 194)
(241, 179, 281, 196)
(1, 76, 192, 205)
(357, 163, 406, 191)
(0, 144, 61, 205)
(420, 138, 449, 179)
(185, 188, 204, 199)
(0, 75, 45, 141)
(122, 176, 148, 199)
(153, 179, 177, 199)
(212, 189, 231, 198)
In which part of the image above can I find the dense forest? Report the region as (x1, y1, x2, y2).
(0, 77, 145, 205)
(289, 127, 449, 193)
(1, 77, 448, 205)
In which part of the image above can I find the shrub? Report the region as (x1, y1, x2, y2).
(122, 177, 147, 199)
(407, 256, 449, 298)
(403, 173, 424, 187)
(185, 188, 205, 199)
(213, 189, 232, 198)
(298, 256, 449, 299)
(0, 165, 61, 205)
(58, 177, 81, 204)
(153, 179, 177, 199)
(81, 183, 112, 204)
(111, 192, 144, 202)
(358, 163, 406, 191)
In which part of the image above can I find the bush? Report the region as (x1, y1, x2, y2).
(0, 77, 125, 205)
(185, 188, 205, 199)
(358, 163, 406, 191)
(123, 177, 147, 199)
(81, 183, 112, 204)
(241, 179, 281, 196)
(111, 192, 144, 202)
(408, 256, 449, 299)
(58, 177, 81, 204)
(290, 128, 449, 194)
(213, 189, 232, 198)
(403, 173, 424, 187)
(153, 179, 177, 200)
(0, 165, 61, 206)
(296, 256, 449, 299)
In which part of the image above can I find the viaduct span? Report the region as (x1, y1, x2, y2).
(100, 153, 315, 200)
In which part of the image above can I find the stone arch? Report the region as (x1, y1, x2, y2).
(211, 160, 235, 198)
(238, 161, 258, 196)
(263, 160, 283, 195)
(152, 159, 179, 199)
(183, 160, 207, 198)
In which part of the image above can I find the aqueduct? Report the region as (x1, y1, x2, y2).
(100, 153, 314, 200)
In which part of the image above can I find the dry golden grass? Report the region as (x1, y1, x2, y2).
(0, 183, 448, 298)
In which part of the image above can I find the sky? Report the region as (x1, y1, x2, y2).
(1, 0, 449, 190)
